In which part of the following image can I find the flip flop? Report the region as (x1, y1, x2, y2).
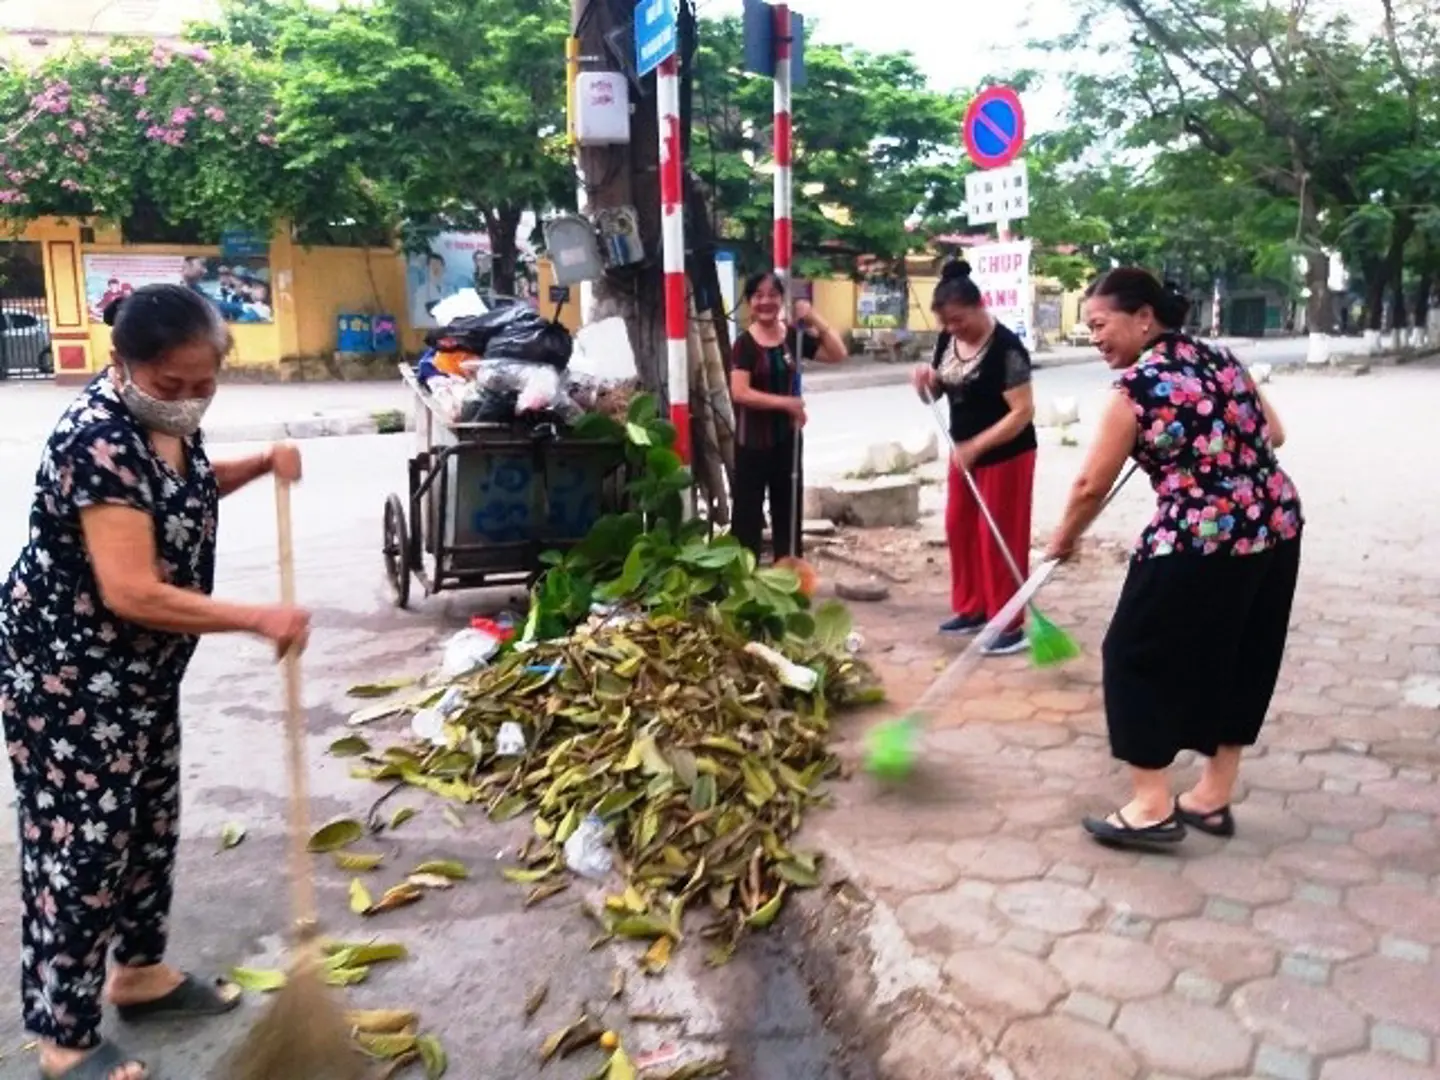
(114, 973, 242, 1025)
(1175, 800, 1236, 838)
(40, 1041, 150, 1080)
(1082, 808, 1187, 849)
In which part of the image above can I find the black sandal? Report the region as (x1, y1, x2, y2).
(1175, 800, 1236, 838)
(1082, 808, 1187, 849)
(40, 1041, 150, 1080)
(114, 973, 242, 1025)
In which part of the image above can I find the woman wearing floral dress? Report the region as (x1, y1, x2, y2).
(1, 285, 311, 1080)
(1047, 268, 1303, 850)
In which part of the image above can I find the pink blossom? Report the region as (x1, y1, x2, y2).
(136, 108, 150, 121)
(0, 190, 25, 205)
(132, 77, 148, 97)
(43, 133, 59, 146)
(60, 178, 82, 192)
(178, 45, 214, 63)
(69, 120, 86, 137)
(145, 125, 167, 141)
(98, 55, 113, 68)
(257, 133, 277, 147)
(69, 146, 89, 163)
(6, 170, 24, 185)
(170, 106, 194, 125)
(204, 106, 226, 122)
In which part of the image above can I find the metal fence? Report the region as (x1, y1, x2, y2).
(0, 295, 53, 380)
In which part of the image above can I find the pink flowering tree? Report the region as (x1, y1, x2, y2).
(0, 39, 294, 237)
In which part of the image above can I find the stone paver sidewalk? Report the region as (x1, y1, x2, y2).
(807, 552, 1440, 1080)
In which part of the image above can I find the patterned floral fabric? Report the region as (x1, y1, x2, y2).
(1118, 332, 1303, 560)
(1, 374, 217, 1048)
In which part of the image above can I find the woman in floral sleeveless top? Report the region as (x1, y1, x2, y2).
(1047, 268, 1303, 850)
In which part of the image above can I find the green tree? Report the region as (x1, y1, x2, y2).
(227, 0, 575, 292)
(0, 39, 292, 238)
(692, 16, 962, 276)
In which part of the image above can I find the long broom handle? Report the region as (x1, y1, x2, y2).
(924, 394, 1029, 590)
(908, 462, 1141, 719)
(788, 318, 803, 558)
(275, 476, 318, 937)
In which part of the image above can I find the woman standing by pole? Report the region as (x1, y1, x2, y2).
(729, 272, 845, 562)
(913, 260, 1038, 656)
(1047, 268, 1303, 848)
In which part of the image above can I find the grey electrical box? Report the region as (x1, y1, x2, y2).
(543, 215, 605, 286)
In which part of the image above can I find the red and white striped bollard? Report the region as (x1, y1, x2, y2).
(657, 53, 691, 467)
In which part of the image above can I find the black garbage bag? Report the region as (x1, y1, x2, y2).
(427, 300, 573, 371)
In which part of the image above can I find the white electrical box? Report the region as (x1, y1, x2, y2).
(575, 72, 631, 146)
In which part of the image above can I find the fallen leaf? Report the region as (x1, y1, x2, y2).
(443, 806, 465, 830)
(328, 735, 372, 758)
(523, 981, 548, 1020)
(349, 879, 374, 915)
(407, 873, 456, 890)
(334, 941, 409, 966)
(640, 935, 672, 975)
(607, 1047, 638, 1080)
(334, 851, 385, 873)
(524, 880, 569, 907)
(307, 818, 364, 853)
(609, 968, 626, 1000)
(417, 1033, 448, 1079)
(356, 1032, 418, 1059)
(412, 859, 469, 881)
(228, 967, 286, 993)
(389, 807, 418, 830)
(744, 886, 786, 930)
(348, 1010, 419, 1035)
(348, 678, 415, 699)
(323, 965, 370, 987)
(218, 823, 246, 851)
(375, 1051, 421, 1080)
(539, 1018, 580, 1063)
(502, 866, 552, 885)
(366, 883, 424, 915)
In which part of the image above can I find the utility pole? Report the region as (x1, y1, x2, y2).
(569, 0, 668, 401)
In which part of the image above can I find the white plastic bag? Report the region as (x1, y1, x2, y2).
(563, 813, 614, 879)
(440, 627, 502, 680)
(516, 364, 563, 415)
(496, 721, 527, 757)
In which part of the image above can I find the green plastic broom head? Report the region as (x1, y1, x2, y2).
(863, 713, 920, 780)
(1027, 610, 1080, 669)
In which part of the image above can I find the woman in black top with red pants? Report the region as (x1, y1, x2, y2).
(912, 260, 1038, 656)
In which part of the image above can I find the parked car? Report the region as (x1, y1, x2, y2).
(0, 306, 53, 374)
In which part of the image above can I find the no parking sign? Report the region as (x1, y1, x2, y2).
(963, 85, 1026, 170)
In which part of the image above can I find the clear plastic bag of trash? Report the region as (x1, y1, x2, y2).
(496, 721, 527, 757)
(440, 625, 503, 680)
(516, 364, 562, 415)
(563, 813, 613, 879)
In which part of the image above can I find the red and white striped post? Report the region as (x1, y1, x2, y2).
(657, 53, 691, 467)
(771, 3, 792, 298)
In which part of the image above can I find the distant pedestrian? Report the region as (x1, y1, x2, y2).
(912, 259, 1037, 656)
(729, 271, 846, 562)
(1046, 267, 1304, 850)
(1, 284, 311, 1080)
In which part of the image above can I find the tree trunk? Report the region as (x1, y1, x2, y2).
(1362, 259, 1386, 331)
(486, 206, 524, 298)
(1386, 211, 1415, 332)
(574, 0, 666, 399)
(1297, 173, 1333, 334)
(1414, 268, 1434, 330)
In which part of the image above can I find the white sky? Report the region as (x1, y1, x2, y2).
(697, 0, 1075, 130)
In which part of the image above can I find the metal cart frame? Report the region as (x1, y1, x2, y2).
(382, 366, 631, 608)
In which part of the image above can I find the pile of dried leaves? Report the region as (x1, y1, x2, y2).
(348, 607, 880, 967)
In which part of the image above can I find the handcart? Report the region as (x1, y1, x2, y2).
(382, 366, 631, 608)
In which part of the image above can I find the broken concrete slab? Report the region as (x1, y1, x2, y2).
(859, 432, 941, 476)
(836, 579, 892, 603)
(807, 477, 921, 528)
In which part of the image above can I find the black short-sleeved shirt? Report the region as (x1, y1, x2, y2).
(931, 320, 1037, 467)
(732, 328, 819, 450)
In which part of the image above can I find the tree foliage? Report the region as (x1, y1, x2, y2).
(1034, 0, 1440, 329)
(692, 16, 963, 276)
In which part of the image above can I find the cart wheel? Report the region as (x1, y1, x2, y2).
(383, 494, 411, 609)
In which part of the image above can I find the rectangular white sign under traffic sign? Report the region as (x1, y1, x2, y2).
(965, 161, 1029, 226)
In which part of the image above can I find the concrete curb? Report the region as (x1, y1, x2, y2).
(206, 408, 412, 445)
(793, 838, 1009, 1080)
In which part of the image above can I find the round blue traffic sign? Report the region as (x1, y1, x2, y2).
(963, 86, 1026, 170)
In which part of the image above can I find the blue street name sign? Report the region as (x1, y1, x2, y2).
(634, 0, 678, 78)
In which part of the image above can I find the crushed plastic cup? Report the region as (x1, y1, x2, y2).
(845, 631, 865, 654)
(496, 721, 527, 757)
(563, 813, 613, 879)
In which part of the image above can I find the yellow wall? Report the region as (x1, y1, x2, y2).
(282, 237, 409, 359)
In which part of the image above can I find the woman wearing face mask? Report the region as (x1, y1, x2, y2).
(1047, 268, 1303, 850)
(911, 260, 1037, 656)
(729, 271, 846, 561)
(0, 284, 310, 1080)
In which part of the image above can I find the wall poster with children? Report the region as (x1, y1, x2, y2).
(82, 253, 274, 324)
